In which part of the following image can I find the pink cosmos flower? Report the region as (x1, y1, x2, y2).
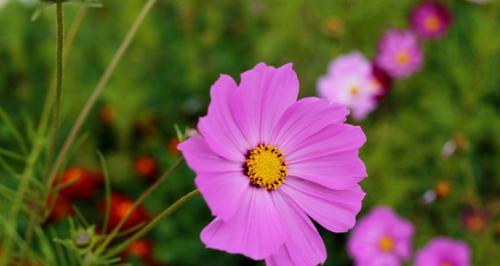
(179, 63, 367, 265)
(318, 52, 377, 120)
(415, 237, 471, 266)
(410, 1, 452, 39)
(348, 206, 414, 266)
(375, 29, 423, 78)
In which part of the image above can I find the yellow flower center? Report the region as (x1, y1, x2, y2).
(396, 51, 410, 66)
(246, 144, 288, 190)
(425, 15, 441, 32)
(378, 235, 395, 252)
(349, 85, 360, 96)
(441, 261, 453, 266)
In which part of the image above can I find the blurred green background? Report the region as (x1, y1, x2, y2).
(0, 0, 499, 265)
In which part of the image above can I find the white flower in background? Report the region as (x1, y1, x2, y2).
(0, 0, 9, 9)
(466, 0, 489, 4)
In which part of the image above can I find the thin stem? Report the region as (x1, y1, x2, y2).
(105, 189, 200, 258)
(46, 0, 158, 192)
(95, 158, 184, 255)
(50, 0, 64, 155)
(44, 4, 88, 171)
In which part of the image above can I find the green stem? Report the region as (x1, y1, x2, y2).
(50, 0, 64, 155)
(44, 4, 88, 175)
(105, 189, 200, 258)
(95, 158, 184, 255)
(46, 0, 158, 192)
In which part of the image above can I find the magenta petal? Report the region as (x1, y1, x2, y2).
(195, 172, 249, 221)
(178, 136, 242, 174)
(200, 187, 287, 260)
(265, 193, 327, 266)
(370, 255, 400, 266)
(271, 97, 349, 155)
(286, 123, 366, 163)
(230, 63, 299, 147)
(265, 246, 294, 266)
(287, 150, 367, 190)
(198, 74, 250, 161)
(281, 177, 365, 233)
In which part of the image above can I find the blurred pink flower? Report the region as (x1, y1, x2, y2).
(348, 206, 414, 266)
(410, 1, 452, 39)
(375, 29, 423, 78)
(415, 237, 471, 266)
(179, 63, 367, 265)
(318, 52, 378, 120)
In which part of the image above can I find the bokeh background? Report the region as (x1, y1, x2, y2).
(0, 0, 499, 265)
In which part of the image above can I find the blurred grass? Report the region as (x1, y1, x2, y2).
(0, 0, 499, 265)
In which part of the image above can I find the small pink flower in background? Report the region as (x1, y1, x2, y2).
(318, 52, 377, 120)
(410, 1, 452, 39)
(415, 237, 471, 266)
(375, 29, 423, 78)
(179, 63, 367, 265)
(348, 206, 414, 266)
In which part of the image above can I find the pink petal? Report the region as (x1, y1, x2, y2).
(359, 254, 403, 266)
(200, 187, 287, 260)
(271, 97, 349, 155)
(178, 136, 242, 174)
(287, 150, 367, 190)
(198, 74, 250, 161)
(195, 172, 249, 221)
(286, 123, 366, 163)
(281, 177, 365, 233)
(230, 63, 299, 147)
(265, 247, 294, 266)
(265, 193, 326, 266)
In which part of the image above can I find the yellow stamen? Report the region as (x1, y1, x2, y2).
(378, 235, 395, 252)
(349, 86, 360, 96)
(440, 262, 453, 266)
(396, 51, 410, 66)
(246, 144, 288, 190)
(425, 15, 441, 32)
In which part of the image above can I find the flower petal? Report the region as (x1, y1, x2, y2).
(198, 74, 249, 161)
(200, 187, 287, 260)
(286, 123, 366, 163)
(230, 63, 299, 147)
(265, 193, 327, 266)
(287, 150, 367, 190)
(178, 136, 242, 174)
(281, 177, 365, 233)
(195, 172, 249, 221)
(271, 97, 349, 155)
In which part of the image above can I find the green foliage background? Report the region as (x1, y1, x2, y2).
(0, 0, 499, 265)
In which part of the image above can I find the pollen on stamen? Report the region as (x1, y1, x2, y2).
(245, 144, 288, 190)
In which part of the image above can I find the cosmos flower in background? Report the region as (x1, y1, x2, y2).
(375, 29, 423, 78)
(317, 52, 378, 120)
(410, 1, 453, 40)
(99, 193, 149, 232)
(57, 166, 103, 199)
(179, 63, 367, 265)
(348, 206, 414, 266)
(414, 237, 471, 266)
